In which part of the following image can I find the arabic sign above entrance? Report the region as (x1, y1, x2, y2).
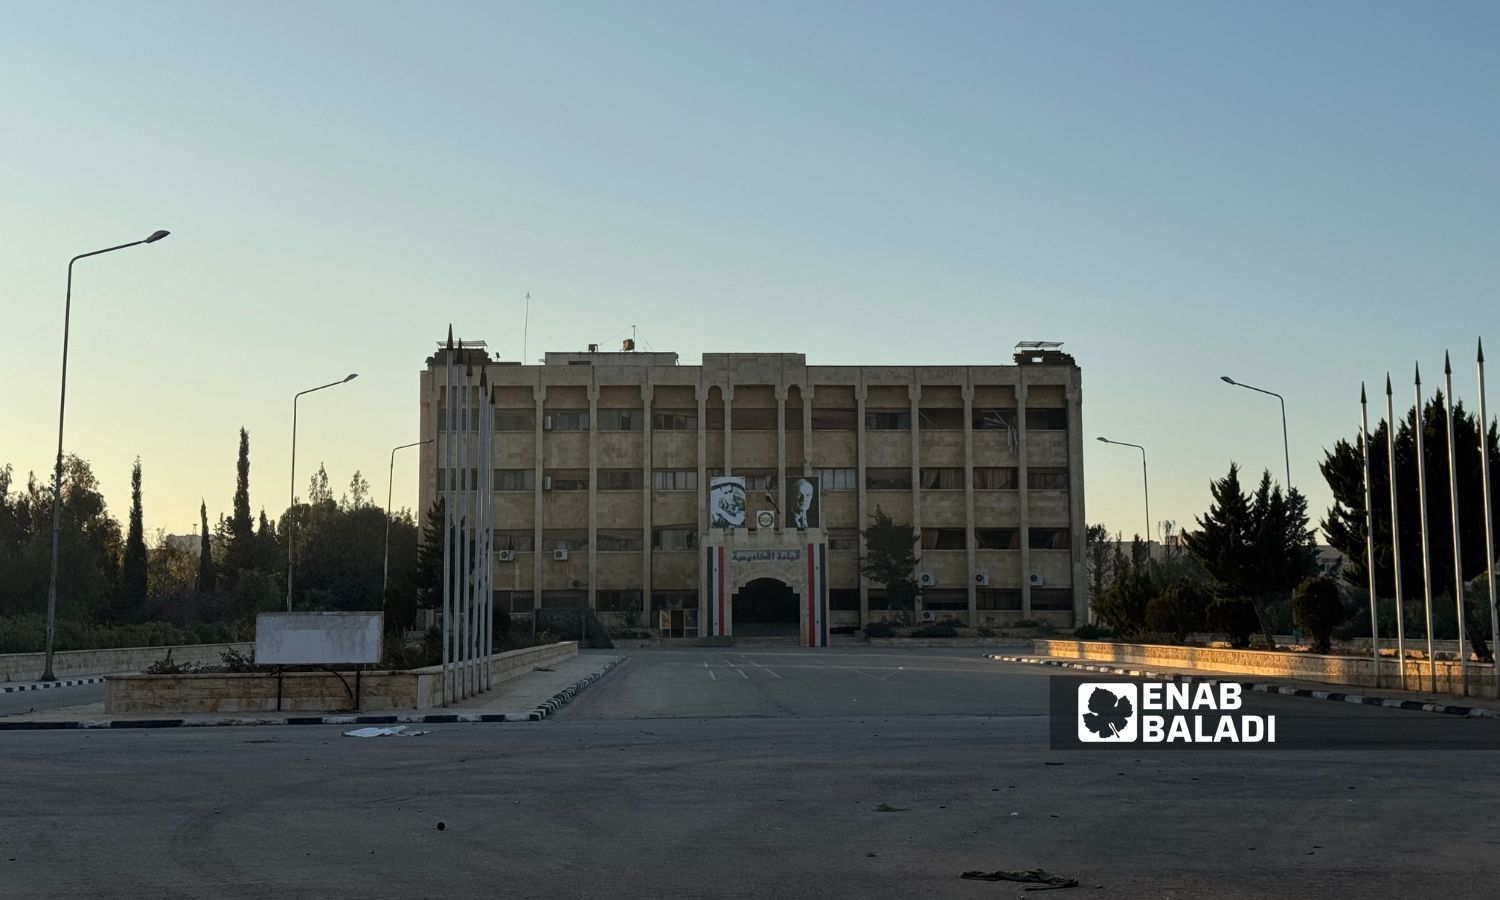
(729, 549, 803, 563)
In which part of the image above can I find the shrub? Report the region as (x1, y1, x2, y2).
(977, 627, 996, 638)
(1073, 623, 1112, 640)
(1209, 597, 1260, 649)
(219, 646, 260, 672)
(1293, 576, 1347, 654)
(863, 622, 895, 638)
(910, 623, 958, 638)
(144, 649, 200, 674)
(1145, 582, 1208, 644)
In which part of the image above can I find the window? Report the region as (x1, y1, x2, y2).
(652, 526, 698, 551)
(1028, 468, 1069, 490)
(651, 591, 697, 612)
(501, 590, 533, 613)
(921, 589, 967, 610)
(1028, 528, 1071, 550)
(545, 470, 588, 491)
(921, 528, 967, 550)
(495, 469, 535, 492)
(597, 408, 643, 431)
(596, 590, 643, 612)
(738, 469, 777, 491)
(1031, 588, 1075, 611)
(811, 408, 857, 430)
(541, 532, 588, 551)
(784, 404, 804, 430)
(494, 531, 535, 552)
(815, 468, 857, 491)
(438, 468, 479, 490)
(866, 468, 912, 491)
(1026, 408, 1069, 431)
(652, 469, 698, 491)
(541, 591, 585, 609)
(437, 409, 476, 432)
(730, 408, 778, 430)
(597, 469, 644, 490)
(864, 409, 911, 430)
(975, 528, 1019, 550)
(830, 589, 861, 611)
(827, 529, 859, 551)
(974, 467, 1018, 490)
(704, 407, 725, 430)
(977, 589, 1023, 611)
(596, 530, 644, 551)
(868, 589, 913, 611)
(973, 408, 1017, 431)
(544, 410, 589, 431)
(494, 410, 534, 431)
(920, 467, 964, 490)
(652, 409, 698, 431)
(918, 408, 965, 430)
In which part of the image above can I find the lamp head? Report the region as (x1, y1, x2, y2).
(1220, 376, 1236, 385)
(343, 373, 358, 383)
(144, 230, 170, 244)
(1096, 436, 1109, 443)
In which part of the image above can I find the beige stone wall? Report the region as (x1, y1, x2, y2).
(1, 642, 253, 683)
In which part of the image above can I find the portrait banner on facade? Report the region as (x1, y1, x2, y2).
(709, 476, 747, 529)
(786, 475, 820, 529)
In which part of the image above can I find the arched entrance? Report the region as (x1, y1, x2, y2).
(732, 577, 799, 637)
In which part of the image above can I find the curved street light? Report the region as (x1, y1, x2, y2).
(383, 439, 434, 605)
(1097, 436, 1150, 541)
(1221, 375, 1292, 491)
(42, 231, 171, 681)
(286, 373, 358, 611)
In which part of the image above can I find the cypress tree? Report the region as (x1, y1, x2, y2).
(121, 458, 148, 615)
(196, 499, 216, 595)
(226, 428, 255, 576)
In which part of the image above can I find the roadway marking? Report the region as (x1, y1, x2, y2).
(703, 661, 717, 681)
(724, 660, 750, 680)
(741, 658, 783, 679)
(879, 667, 905, 682)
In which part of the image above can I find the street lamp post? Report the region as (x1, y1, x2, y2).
(383, 439, 434, 604)
(286, 374, 358, 611)
(1097, 437, 1150, 541)
(1221, 375, 1292, 491)
(41, 230, 170, 682)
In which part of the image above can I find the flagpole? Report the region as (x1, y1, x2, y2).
(1479, 339, 1499, 700)
(1386, 375, 1407, 690)
(1445, 353, 1468, 696)
(1360, 384, 1381, 685)
(1415, 364, 1438, 692)
(442, 326, 454, 706)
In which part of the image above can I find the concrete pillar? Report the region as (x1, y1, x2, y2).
(532, 383, 547, 615)
(962, 383, 977, 625)
(1017, 379, 1031, 618)
(723, 384, 735, 476)
(776, 384, 789, 522)
(908, 382, 922, 619)
(641, 381, 654, 626)
(587, 383, 599, 611)
(855, 382, 869, 625)
(696, 383, 709, 636)
(1066, 374, 1087, 625)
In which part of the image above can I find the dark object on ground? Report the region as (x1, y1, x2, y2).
(436, 821, 445, 831)
(960, 869, 1079, 891)
(863, 622, 895, 638)
(872, 803, 907, 812)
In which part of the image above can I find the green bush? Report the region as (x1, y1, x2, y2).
(977, 627, 996, 637)
(1073, 623, 1112, 640)
(863, 621, 895, 638)
(1145, 582, 1208, 644)
(910, 623, 958, 638)
(1209, 597, 1260, 649)
(1293, 576, 1347, 654)
(0, 614, 246, 655)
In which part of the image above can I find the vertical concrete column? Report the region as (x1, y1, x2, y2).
(1066, 373, 1087, 625)
(908, 383, 922, 620)
(855, 382, 869, 625)
(532, 383, 547, 615)
(962, 383, 977, 625)
(775, 384, 789, 521)
(722, 384, 735, 476)
(1016, 379, 1031, 618)
(587, 383, 600, 611)
(641, 381, 654, 625)
(696, 383, 709, 635)
(802, 385, 815, 473)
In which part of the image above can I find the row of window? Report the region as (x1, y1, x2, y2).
(440, 406, 1069, 433)
(490, 527, 1069, 553)
(498, 587, 1075, 614)
(446, 467, 1069, 492)
(920, 528, 1072, 550)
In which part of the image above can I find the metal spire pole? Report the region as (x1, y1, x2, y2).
(1386, 375, 1407, 689)
(1444, 353, 1468, 696)
(441, 327, 454, 706)
(1479, 339, 1499, 699)
(1415, 364, 1438, 692)
(1360, 385, 1380, 684)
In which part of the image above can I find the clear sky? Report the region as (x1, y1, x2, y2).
(3, 2, 1496, 542)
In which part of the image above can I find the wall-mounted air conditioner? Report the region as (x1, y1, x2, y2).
(553, 548, 569, 561)
(918, 572, 937, 587)
(920, 610, 938, 622)
(497, 550, 516, 562)
(1029, 573, 1045, 587)
(974, 572, 989, 586)
(542, 475, 553, 491)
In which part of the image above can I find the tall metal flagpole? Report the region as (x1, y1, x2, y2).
(459, 355, 472, 700)
(441, 328, 453, 706)
(482, 366, 495, 691)
(1444, 353, 1468, 696)
(1386, 375, 1408, 689)
(1479, 339, 1499, 699)
(1360, 385, 1381, 685)
(1415, 364, 1438, 692)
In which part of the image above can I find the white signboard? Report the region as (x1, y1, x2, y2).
(255, 612, 384, 665)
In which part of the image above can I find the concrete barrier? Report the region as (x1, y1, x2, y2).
(1, 642, 253, 683)
(105, 641, 579, 714)
(1035, 639, 1496, 697)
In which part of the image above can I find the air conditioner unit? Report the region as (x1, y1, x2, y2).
(543, 415, 554, 431)
(918, 572, 937, 587)
(1029, 573, 1045, 587)
(496, 550, 516, 562)
(542, 475, 553, 491)
(974, 572, 989, 586)
(553, 548, 569, 561)
(920, 610, 938, 622)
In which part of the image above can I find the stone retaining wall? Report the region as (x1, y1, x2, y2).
(1036, 639, 1495, 696)
(1, 642, 253, 683)
(105, 642, 578, 714)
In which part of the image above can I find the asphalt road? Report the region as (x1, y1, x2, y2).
(3, 647, 1499, 899)
(0, 682, 103, 718)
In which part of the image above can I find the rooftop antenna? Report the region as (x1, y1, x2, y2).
(523, 292, 530, 365)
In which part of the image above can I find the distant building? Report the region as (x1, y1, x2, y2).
(161, 533, 201, 556)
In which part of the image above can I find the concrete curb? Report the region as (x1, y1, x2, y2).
(990, 655, 1500, 720)
(1, 676, 106, 693)
(528, 656, 626, 720)
(0, 658, 628, 731)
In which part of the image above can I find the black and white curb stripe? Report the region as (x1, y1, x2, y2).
(529, 657, 625, 720)
(990, 655, 1500, 720)
(1, 676, 106, 693)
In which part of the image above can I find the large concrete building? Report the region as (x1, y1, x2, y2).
(418, 342, 1085, 643)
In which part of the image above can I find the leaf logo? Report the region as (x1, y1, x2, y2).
(1076, 683, 1138, 742)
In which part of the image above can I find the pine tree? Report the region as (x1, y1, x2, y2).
(120, 458, 148, 617)
(413, 498, 446, 610)
(1185, 464, 1259, 648)
(225, 427, 255, 577)
(859, 506, 920, 619)
(196, 499, 216, 595)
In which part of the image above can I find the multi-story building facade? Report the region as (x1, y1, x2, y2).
(418, 342, 1085, 640)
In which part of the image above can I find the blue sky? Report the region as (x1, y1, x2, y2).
(2, 2, 1496, 540)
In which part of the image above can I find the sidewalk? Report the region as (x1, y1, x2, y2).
(993, 653, 1500, 719)
(0, 653, 624, 730)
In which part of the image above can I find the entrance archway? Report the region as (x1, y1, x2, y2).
(732, 577, 799, 637)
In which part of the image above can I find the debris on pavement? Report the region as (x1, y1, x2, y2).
(872, 803, 907, 812)
(960, 869, 1079, 891)
(342, 726, 431, 738)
